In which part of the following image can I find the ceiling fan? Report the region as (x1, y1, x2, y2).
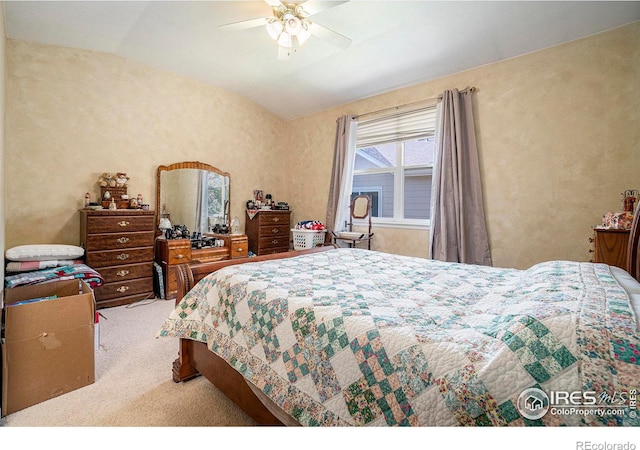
(219, 0, 351, 60)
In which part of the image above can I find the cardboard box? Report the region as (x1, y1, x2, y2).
(1, 280, 95, 416)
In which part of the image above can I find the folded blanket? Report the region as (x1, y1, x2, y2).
(5, 260, 84, 273)
(4, 264, 104, 289)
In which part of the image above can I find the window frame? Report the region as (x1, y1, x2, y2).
(351, 138, 433, 231)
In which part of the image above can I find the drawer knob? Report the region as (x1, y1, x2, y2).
(175, 254, 186, 259)
(116, 269, 130, 277)
(117, 253, 130, 260)
(117, 236, 130, 244)
(272, 239, 279, 244)
(116, 286, 130, 293)
(235, 248, 244, 252)
(118, 221, 130, 227)
(273, 217, 280, 222)
(272, 228, 279, 234)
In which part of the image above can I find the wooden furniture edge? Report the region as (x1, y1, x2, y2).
(170, 244, 337, 425)
(183, 244, 336, 284)
(627, 207, 640, 282)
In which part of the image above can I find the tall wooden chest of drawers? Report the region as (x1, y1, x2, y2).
(80, 210, 156, 308)
(245, 210, 291, 255)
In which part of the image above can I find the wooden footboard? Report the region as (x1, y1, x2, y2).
(171, 245, 336, 425)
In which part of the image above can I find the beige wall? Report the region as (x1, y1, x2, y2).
(4, 22, 639, 270)
(5, 39, 287, 248)
(284, 21, 640, 269)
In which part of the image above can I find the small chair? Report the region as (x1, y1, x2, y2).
(331, 195, 374, 249)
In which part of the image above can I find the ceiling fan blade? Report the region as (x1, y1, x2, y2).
(219, 17, 268, 31)
(308, 22, 351, 49)
(300, 1, 350, 16)
(264, 0, 284, 7)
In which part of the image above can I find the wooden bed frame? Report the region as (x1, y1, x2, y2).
(170, 211, 640, 426)
(171, 245, 337, 425)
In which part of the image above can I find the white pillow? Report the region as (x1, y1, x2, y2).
(5, 244, 85, 262)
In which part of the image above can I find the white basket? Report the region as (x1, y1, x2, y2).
(292, 229, 327, 250)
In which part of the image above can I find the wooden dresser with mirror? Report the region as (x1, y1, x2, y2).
(154, 161, 248, 299)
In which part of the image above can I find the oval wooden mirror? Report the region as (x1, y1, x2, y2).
(156, 161, 230, 234)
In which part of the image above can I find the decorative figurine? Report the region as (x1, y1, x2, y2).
(98, 173, 113, 187)
(623, 189, 639, 213)
(115, 173, 130, 187)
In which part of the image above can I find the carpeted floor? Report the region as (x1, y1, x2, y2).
(2, 297, 256, 427)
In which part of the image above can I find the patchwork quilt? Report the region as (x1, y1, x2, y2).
(158, 248, 640, 426)
(4, 263, 105, 289)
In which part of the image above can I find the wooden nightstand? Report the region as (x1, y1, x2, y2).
(591, 228, 630, 270)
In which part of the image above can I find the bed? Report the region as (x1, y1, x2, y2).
(159, 229, 640, 427)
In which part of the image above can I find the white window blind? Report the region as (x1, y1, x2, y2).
(356, 104, 437, 147)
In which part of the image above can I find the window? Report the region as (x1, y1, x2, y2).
(207, 173, 226, 217)
(351, 105, 437, 227)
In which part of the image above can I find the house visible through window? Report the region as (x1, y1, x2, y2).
(351, 104, 437, 227)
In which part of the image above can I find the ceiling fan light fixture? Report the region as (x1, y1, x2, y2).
(223, 0, 351, 60)
(296, 22, 311, 45)
(265, 1, 314, 55)
(266, 18, 283, 40)
(277, 31, 293, 48)
(283, 13, 302, 36)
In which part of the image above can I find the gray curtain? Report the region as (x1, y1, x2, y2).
(430, 88, 492, 265)
(326, 115, 356, 231)
(194, 170, 208, 234)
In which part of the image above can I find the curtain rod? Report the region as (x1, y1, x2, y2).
(353, 86, 476, 121)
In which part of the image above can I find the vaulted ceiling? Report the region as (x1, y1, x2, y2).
(5, 1, 640, 120)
